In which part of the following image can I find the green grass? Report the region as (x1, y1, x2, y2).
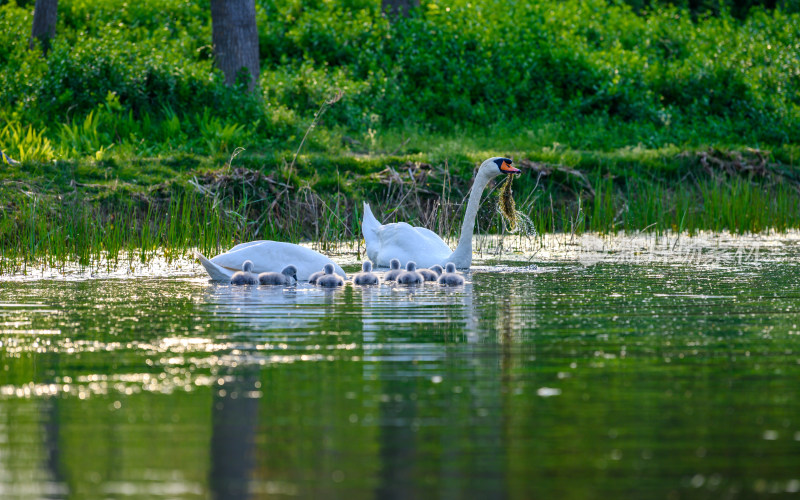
(0, 189, 235, 273)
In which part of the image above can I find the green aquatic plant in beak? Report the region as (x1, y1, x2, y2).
(497, 175, 517, 232)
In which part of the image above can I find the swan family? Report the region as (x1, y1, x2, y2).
(196, 156, 518, 286)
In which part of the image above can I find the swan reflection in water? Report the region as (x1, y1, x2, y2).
(200, 275, 476, 341)
(196, 272, 496, 498)
(355, 276, 509, 499)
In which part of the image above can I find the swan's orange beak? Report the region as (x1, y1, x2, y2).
(500, 161, 520, 174)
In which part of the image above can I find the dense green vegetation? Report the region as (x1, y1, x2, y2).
(0, 0, 799, 270)
(626, 0, 798, 19)
(2, 0, 798, 157)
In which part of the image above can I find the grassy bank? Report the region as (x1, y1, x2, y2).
(2, 145, 799, 273)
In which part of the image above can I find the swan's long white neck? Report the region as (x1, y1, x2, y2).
(448, 168, 494, 268)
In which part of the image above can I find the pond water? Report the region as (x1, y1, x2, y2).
(0, 233, 799, 499)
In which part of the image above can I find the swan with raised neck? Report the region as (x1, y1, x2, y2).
(362, 157, 519, 269)
(196, 241, 346, 282)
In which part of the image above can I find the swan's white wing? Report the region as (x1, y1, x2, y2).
(226, 240, 268, 252)
(363, 201, 455, 268)
(410, 226, 449, 246)
(195, 252, 234, 281)
(373, 222, 452, 269)
(207, 241, 346, 281)
(361, 203, 382, 264)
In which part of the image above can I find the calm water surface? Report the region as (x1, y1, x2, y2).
(1, 234, 799, 499)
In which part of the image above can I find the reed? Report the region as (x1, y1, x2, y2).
(513, 172, 800, 236)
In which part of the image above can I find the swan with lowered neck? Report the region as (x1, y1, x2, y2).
(362, 157, 519, 269)
(196, 241, 346, 282)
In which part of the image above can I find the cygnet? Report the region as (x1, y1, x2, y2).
(316, 263, 345, 288)
(230, 260, 258, 285)
(438, 262, 465, 286)
(353, 261, 379, 285)
(397, 261, 424, 285)
(258, 265, 297, 286)
(383, 258, 402, 281)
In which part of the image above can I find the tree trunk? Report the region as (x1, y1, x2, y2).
(210, 0, 260, 92)
(29, 0, 58, 55)
(381, 0, 418, 19)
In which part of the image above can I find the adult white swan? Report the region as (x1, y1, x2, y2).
(196, 241, 346, 282)
(362, 157, 520, 269)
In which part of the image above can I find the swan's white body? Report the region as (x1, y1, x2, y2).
(196, 241, 346, 282)
(362, 157, 519, 269)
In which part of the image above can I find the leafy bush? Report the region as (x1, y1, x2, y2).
(0, 0, 798, 160)
(254, 0, 799, 144)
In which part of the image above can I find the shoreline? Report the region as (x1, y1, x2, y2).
(2, 148, 799, 274)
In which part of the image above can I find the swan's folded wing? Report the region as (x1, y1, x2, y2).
(361, 202, 381, 263)
(412, 225, 453, 249)
(226, 240, 267, 252)
(374, 222, 452, 267)
(377, 223, 451, 253)
(195, 252, 234, 281)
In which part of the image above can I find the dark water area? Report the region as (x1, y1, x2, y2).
(1, 235, 800, 499)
